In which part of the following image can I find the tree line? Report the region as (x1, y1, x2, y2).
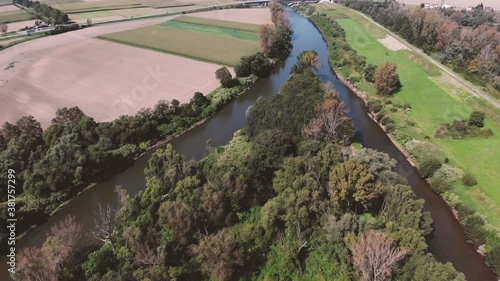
(341, 0, 500, 95)
(13, 55, 466, 281)
(13, 0, 69, 24)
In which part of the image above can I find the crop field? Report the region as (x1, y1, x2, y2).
(100, 25, 259, 66)
(0, 0, 11, 6)
(173, 15, 260, 32)
(0, 9, 32, 23)
(162, 21, 259, 41)
(328, 6, 500, 228)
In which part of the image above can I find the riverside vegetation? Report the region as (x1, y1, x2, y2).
(296, 2, 499, 276)
(13, 54, 466, 281)
(0, 0, 293, 255)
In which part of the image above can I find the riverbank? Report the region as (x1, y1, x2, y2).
(301, 3, 499, 277)
(14, 73, 259, 241)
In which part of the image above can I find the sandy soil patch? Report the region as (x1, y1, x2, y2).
(191, 8, 271, 25)
(3, 19, 37, 31)
(398, 0, 500, 10)
(0, 5, 20, 12)
(378, 35, 409, 51)
(0, 15, 225, 127)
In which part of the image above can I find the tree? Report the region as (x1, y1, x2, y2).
(468, 111, 485, 127)
(0, 23, 7, 33)
(374, 61, 401, 95)
(364, 64, 377, 82)
(86, 18, 92, 26)
(317, 98, 351, 143)
(485, 246, 500, 276)
(328, 160, 383, 213)
(258, 24, 275, 57)
(191, 230, 244, 281)
(291, 50, 320, 74)
(215, 67, 233, 88)
(350, 230, 408, 281)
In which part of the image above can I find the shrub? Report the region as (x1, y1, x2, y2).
(485, 246, 500, 276)
(430, 172, 451, 193)
(433, 164, 464, 183)
(403, 103, 411, 110)
(348, 72, 362, 84)
(390, 107, 398, 112)
(376, 112, 385, 122)
(364, 64, 377, 82)
(404, 139, 443, 165)
(462, 173, 477, 186)
(464, 214, 487, 246)
(420, 157, 442, 178)
(454, 202, 475, 220)
(468, 111, 485, 128)
(380, 116, 394, 126)
(385, 123, 395, 132)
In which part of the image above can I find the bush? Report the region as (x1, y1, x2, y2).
(420, 157, 442, 178)
(369, 103, 383, 113)
(375, 112, 385, 122)
(485, 246, 500, 276)
(348, 72, 362, 84)
(464, 214, 487, 246)
(430, 172, 451, 193)
(403, 103, 411, 110)
(235, 53, 273, 78)
(468, 111, 485, 128)
(433, 164, 464, 183)
(454, 202, 475, 220)
(380, 116, 394, 126)
(390, 107, 398, 112)
(385, 123, 395, 132)
(364, 64, 377, 82)
(462, 173, 477, 186)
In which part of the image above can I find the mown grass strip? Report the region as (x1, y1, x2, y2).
(162, 20, 259, 41)
(99, 25, 259, 66)
(172, 15, 260, 32)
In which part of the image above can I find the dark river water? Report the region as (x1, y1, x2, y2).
(1, 8, 495, 281)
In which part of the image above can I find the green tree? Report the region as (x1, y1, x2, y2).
(374, 61, 401, 95)
(215, 67, 233, 88)
(328, 160, 383, 213)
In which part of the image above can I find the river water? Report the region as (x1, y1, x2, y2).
(1, 8, 495, 281)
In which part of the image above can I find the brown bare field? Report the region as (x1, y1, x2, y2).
(0, 15, 226, 127)
(191, 8, 272, 25)
(398, 0, 500, 10)
(378, 35, 409, 51)
(0, 5, 20, 12)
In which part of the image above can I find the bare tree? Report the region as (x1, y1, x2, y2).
(317, 99, 350, 142)
(350, 230, 408, 281)
(15, 215, 83, 281)
(91, 203, 116, 250)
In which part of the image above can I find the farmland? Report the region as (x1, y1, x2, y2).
(99, 15, 263, 66)
(0, 8, 32, 23)
(318, 4, 500, 229)
(173, 15, 260, 32)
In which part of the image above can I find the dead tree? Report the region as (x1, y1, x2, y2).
(350, 230, 408, 281)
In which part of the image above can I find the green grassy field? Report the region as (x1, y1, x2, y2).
(99, 24, 260, 66)
(173, 16, 260, 32)
(0, 9, 32, 23)
(327, 6, 500, 228)
(162, 20, 259, 41)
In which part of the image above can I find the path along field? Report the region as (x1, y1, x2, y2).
(321, 5, 500, 229)
(0, 15, 228, 127)
(99, 11, 268, 66)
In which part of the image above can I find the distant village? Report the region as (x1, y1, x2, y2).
(414, 2, 493, 11)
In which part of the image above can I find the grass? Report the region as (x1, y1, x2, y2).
(0, 9, 32, 23)
(173, 15, 260, 32)
(99, 24, 259, 66)
(162, 20, 259, 41)
(323, 5, 500, 229)
(51, 0, 195, 13)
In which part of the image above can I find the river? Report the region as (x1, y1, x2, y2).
(1, 8, 495, 281)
